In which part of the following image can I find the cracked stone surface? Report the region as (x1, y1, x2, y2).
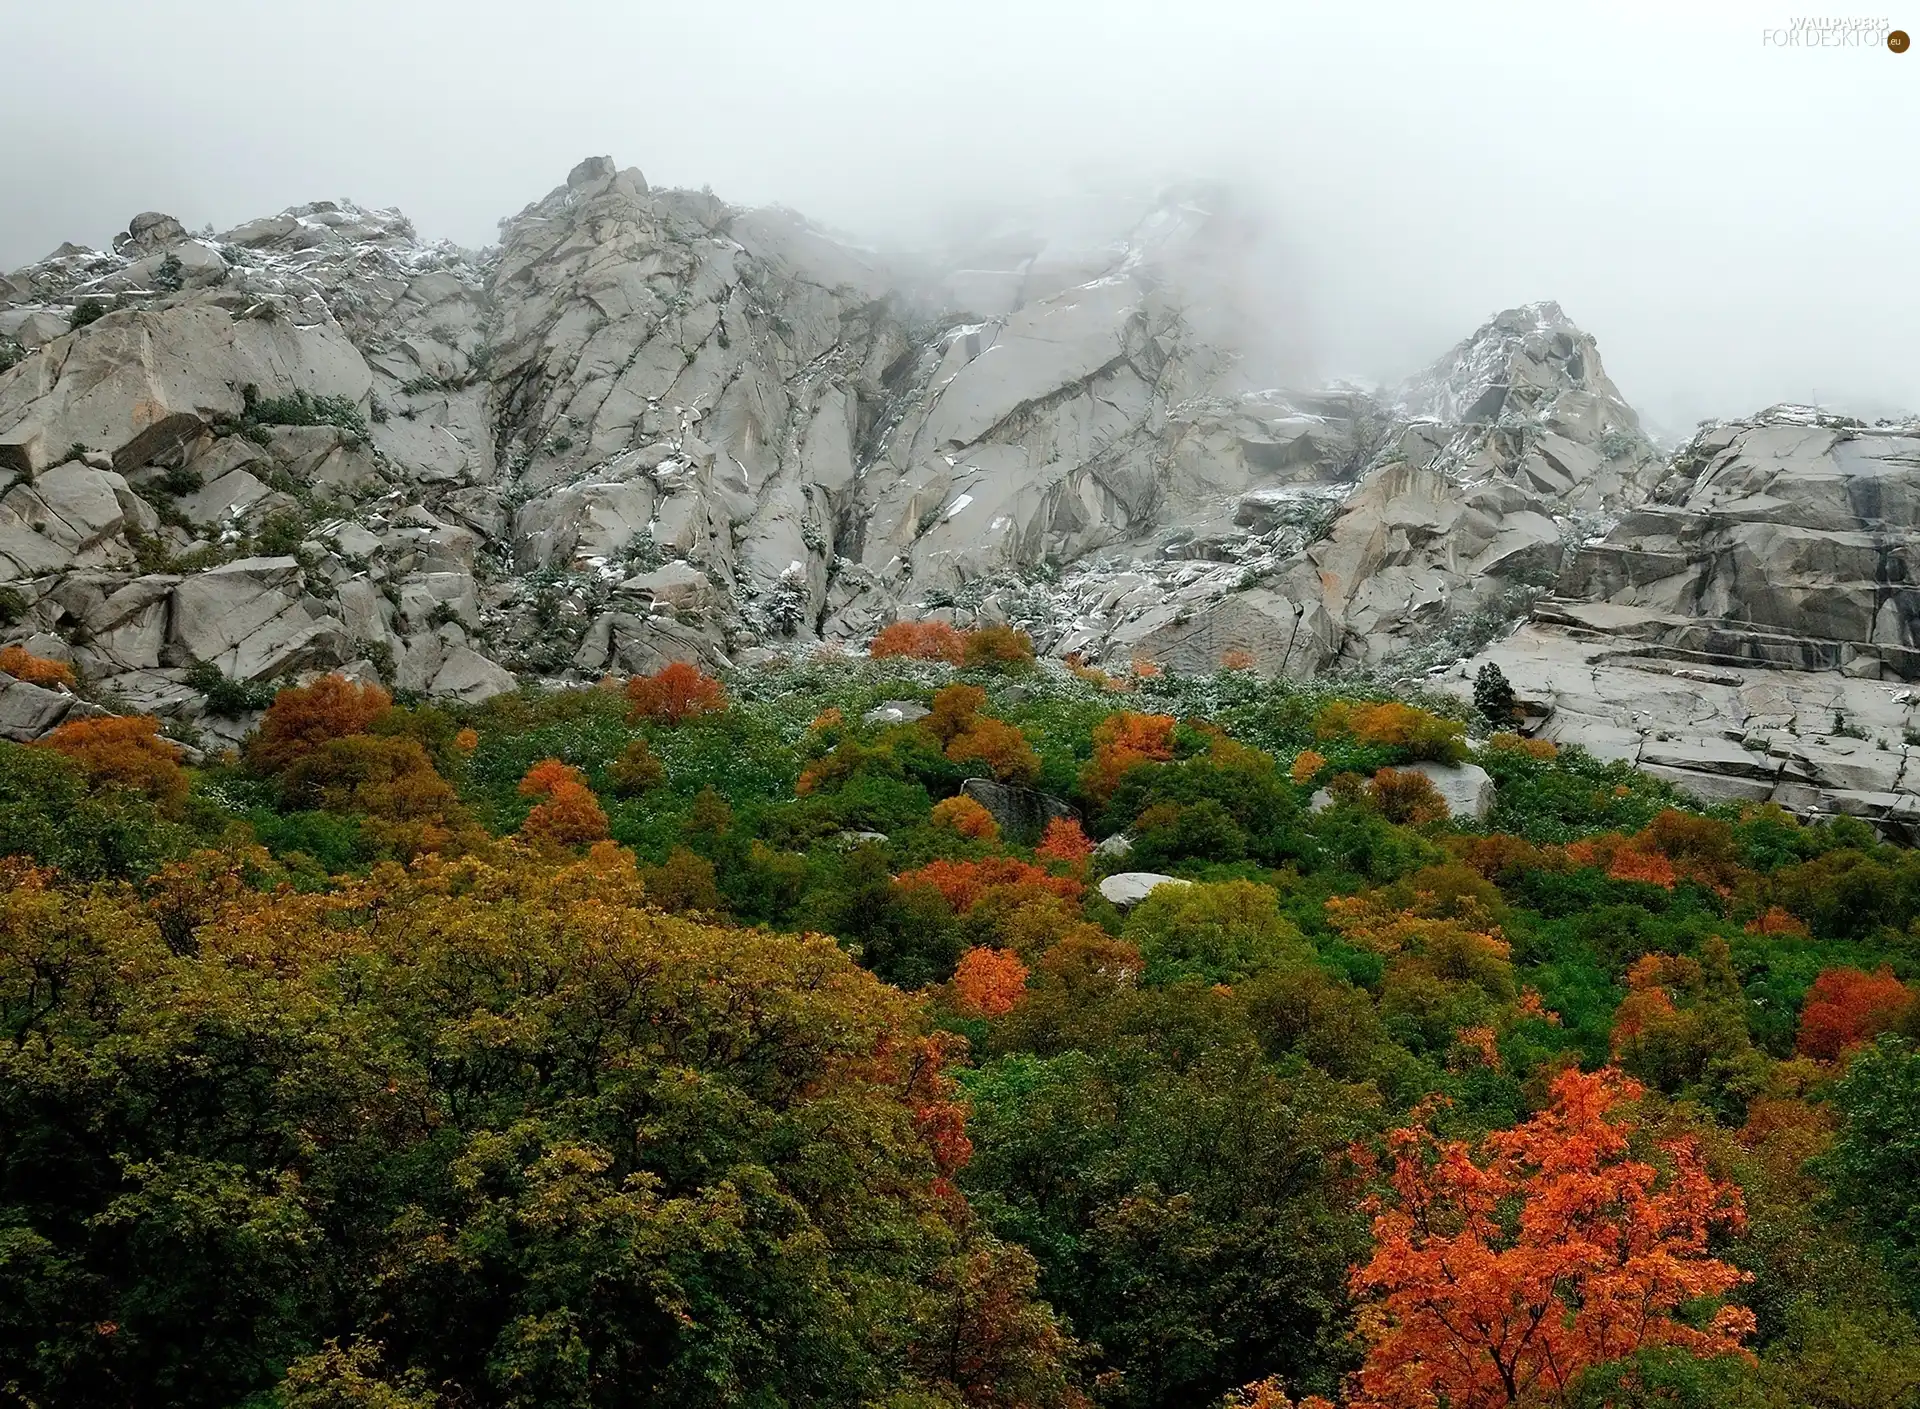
(2, 158, 1917, 825)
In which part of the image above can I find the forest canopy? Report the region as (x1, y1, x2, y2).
(3, 649, 1919, 1409)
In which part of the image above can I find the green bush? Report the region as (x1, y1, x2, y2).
(1124, 879, 1312, 984)
(186, 658, 277, 717)
(240, 384, 369, 442)
(0, 741, 185, 879)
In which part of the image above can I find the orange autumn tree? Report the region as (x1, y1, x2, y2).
(1349, 1066, 1753, 1409)
(1565, 832, 1677, 890)
(1036, 817, 1093, 870)
(1366, 767, 1449, 825)
(248, 674, 393, 775)
(951, 946, 1031, 1018)
(947, 716, 1041, 786)
(1566, 812, 1741, 894)
(932, 794, 1000, 841)
(1745, 905, 1808, 938)
(37, 714, 188, 811)
(1222, 1379, 1334, 1409)
(923, 684, 1041, 786)
(962, 624, 1036, 670)
(518, 758, 610, 847)
(1289, 749, 1327, 786)
(1080, 711, 1176, 804)
(1795, 965, 1915, 1061)
(926, 683, 988, 744)
(1315, 700, 1467, 763)
(625, 660, 727, 724)
(898, 857, 1084, 913)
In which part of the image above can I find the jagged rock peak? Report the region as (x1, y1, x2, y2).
(1396, 299, 1637, 433)
(114, 211, 189, 256)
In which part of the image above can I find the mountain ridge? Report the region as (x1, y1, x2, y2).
(4, 155, 1919, 826)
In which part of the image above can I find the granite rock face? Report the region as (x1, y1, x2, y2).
(1446, 408, 1920, 828)
(3, 160, 1917, 829)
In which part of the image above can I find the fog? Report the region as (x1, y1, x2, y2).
(5, 0, 1915, 431)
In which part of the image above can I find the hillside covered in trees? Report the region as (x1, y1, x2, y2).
(4, 630, 1920, 1409)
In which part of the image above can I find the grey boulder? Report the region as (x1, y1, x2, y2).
(1098, 872, 1193, 909)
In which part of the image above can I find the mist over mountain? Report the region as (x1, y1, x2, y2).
(4, 1, 1916, 428)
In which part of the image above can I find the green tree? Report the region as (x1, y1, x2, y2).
(1473, 662, 1517, 727)
(962, 1038, 1369, 1408)
(0, 849, 1083, 1408)
(1820, 1036, 1920, 1307)
(1123, 881, 1312, 986)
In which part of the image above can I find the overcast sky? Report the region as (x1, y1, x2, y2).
(4, 1, 1914, 431)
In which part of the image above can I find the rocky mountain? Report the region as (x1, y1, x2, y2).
(1457, 406, 1920, 833)
(3, 154, 1917, 823)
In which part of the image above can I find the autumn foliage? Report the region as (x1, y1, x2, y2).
(1221, 1381, 1334, 1409)
(1289, 749, 1327, 786)
(624, 660, 727, 724)
(517, 758, 610, 847)
(20, 637, 1920, 1406)
(898, 857, 1084, 912)
(0, 844, 1088, 1408)
(0, 645, 75, 688)
(951, 946, 1031, 1018)
(607, 736, 667, 795)
(871, 620, 968, 664)
(1366, 767, 1449, 825)
(925, 685, 1041, 784)
(864, 621, 1033, 669)
(1745, 904, 1809, 938)
(962, 624, 1036, 669)
(1564, 811, 1745, 896)
(1349, 1066, 1753, 1408)
(1315, 700, 1467, 763)
(37, 714, 187, 810)
(1488, 731, 1557, 761)
(1795, 965, 1914, 1060)
(248, 674, 393, 775)
(947, 716, 1041, 785)
(1035, 817, 1093, 869)
(933, 794, 1001, 840)
(1080, 711, 1176, 804)
(279, 734, 470, 857)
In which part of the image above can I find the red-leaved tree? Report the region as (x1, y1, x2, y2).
(37, 714, 187, 810)
(0, 645, 76, 689)
(951, 946, 1031, 1018)
(1348, 1066, 1753, 1409)
(624, 661, 727, 725)
(1796, 965, 1914, 1061)
(897, 858, 1084, 913)
(932, 795, 1001, 840)
(1035, 817, 1093, 870)
(870, 620, 968, 664)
